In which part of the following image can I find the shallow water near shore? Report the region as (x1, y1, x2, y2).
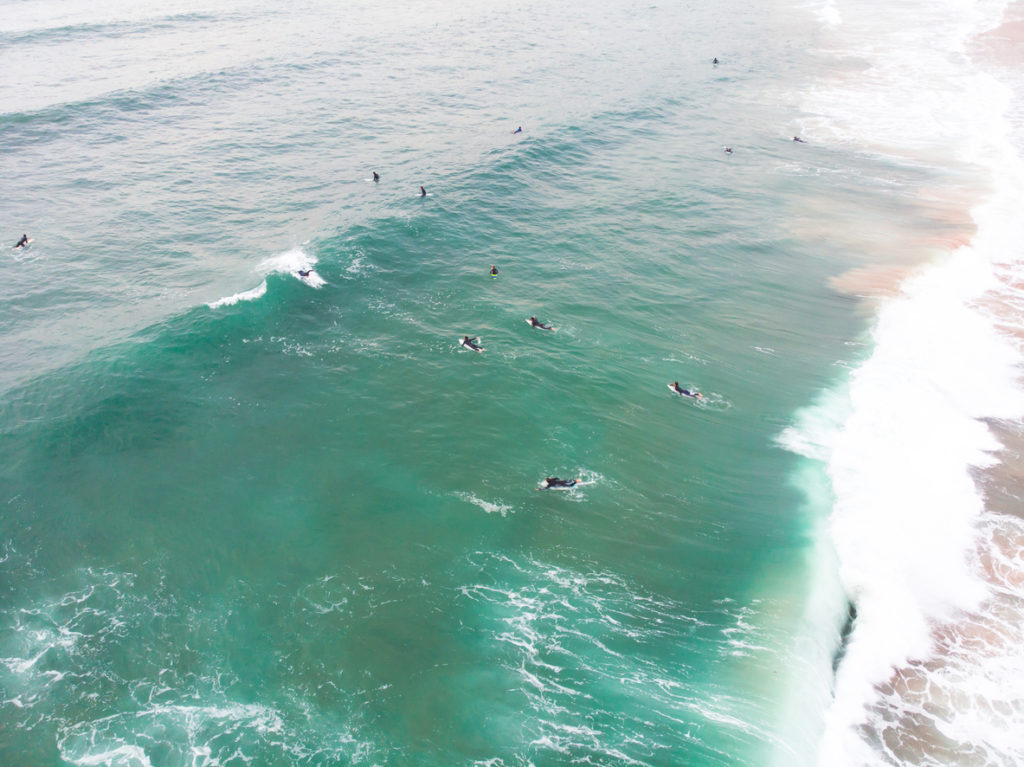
(2, 0, 1024, 765)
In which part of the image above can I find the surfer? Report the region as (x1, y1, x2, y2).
(298, 269, 313, 278)
(490, 265, 498, 277)
(461, 335, 484, 352)
(420, 185, 427, 196)
(713, 57, 719, 65)
(792, 136, 806, 143)
(528, 316, 553, 330)
(513, 126, 523, 134)
(373, 171, 380, 181)
(670, 382, 703, 399)
(724, 146, 733, 154)
(13, 234, 29, 249)
(539, 477, 578, 490)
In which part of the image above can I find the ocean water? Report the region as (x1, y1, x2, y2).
(1, 0, 1022, 765)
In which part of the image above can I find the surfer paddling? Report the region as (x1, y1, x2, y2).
(527, 316, 553, 331)
(13, 234, 29, 249)
(538, 477, 579, 490)
(669, 382, 703, 399)
(460, 335, 484, 352)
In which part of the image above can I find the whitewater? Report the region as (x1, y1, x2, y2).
(783, 0, 1024, 764)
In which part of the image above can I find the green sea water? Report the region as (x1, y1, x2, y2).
(0, 0, 890, 763)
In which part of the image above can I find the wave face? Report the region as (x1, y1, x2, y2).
(9, 0, 1024, 764)
(782, 0, 1024, 764)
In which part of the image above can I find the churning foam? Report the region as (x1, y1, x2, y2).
(455, 491, 515, 516)
(207, 280, 268, 308)
(782, 0, 1024, 764)
(207, 246, 324, 307)
(257, 246, 323, 287)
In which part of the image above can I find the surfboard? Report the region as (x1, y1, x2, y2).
(459, 337, 484, 353)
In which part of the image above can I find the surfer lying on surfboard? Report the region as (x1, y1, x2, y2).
(460, 335, 484, 352)
(538, 477, 579, 490)
(13, 234, 30, 249)
(527, 316, 553, 331)
(669, 382, 703, 399)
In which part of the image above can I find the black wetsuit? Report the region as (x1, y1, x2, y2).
(530, 318, 552, 330)
(373, 172, 380, 181)
(672, 384, 701, 399)
(298, 269, 312, 277)
(544, 477, 577, 489)
(462, 336, 482, 351)
(14, 235, 28, 248)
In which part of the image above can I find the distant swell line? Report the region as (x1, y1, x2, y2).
(0, 49, 340, 136)
(0, 11, 236, 48)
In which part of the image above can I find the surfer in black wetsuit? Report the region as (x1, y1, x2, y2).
(13, 234, 29, 249)
(539, 477, 578, 489)
(461, 335, 483, 352)
(298, 269, 312, 278)
(671, 382, 703, 399)
(724, 147, 733, 154)
(528, 316, 553, 330)
(373, 171, 380, 181)
(713, 57, 719, 65)
(420, 186, 427, 196)
(490, 265, 498, 277)
(792, 136, 807, 143)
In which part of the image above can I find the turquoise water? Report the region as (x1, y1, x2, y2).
(5, 0, 1022, 764)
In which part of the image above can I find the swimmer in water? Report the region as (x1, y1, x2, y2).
(373, 171, 380, 181)
(538, 477, 578, 490)
(792, 136, 806, 143)
(513, 126, 523, 134)
(724, 147, 733, 154)
(528, 316, 553, 330)
(490, 265, 498, 277)
(13, 234, 29, 249)
(461, 335, 484, 352)
(420, 186, 427, 196)
(670, 382, 703, 399)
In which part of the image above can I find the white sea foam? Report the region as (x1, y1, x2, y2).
(57, 702, 286, 766)
(784, 1, 1024, 764)
(208, 247, 324, 308)
(457, 552, 790, 764)
(257, 246, 325, 287)
(206, 280, 267, 308)
(455, 491, 515, 516)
